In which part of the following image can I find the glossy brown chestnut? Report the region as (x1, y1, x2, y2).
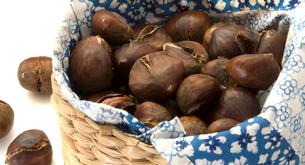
(208, 25, 255, 59)
(135, 25, 173, 50)
(209, 87, 261, 122)
(176, 74, 221, 115)
(129, 51, 184, 102)
(201, 57, 230, 86)
(164, 11, 211, 42)
(0, 100, 14, 139)
(134, 101, 172, 128)
(180, 116, 207, 136)
(207, 118, 239, 133)
(69, 36, 113, 94)
(113, 41, 157, 78)
(87, 91, 136, 114)
(17, 56, 52, 94)
(176, 40, 209, 64)
(227, 53, 281, 91)
(92, 9, 134, 45)
(257, 30, 287, 65)
(163, 42, 203, 77)
(5, 129, 52, 165)
(203, 22, 231, 48)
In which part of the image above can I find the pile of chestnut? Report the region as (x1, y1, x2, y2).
(68, 9, 286, 136)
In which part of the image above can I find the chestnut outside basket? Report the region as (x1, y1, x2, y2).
(51, 0, 305, 165)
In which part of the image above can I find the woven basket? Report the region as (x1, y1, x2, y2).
(51, 76, 167, 165)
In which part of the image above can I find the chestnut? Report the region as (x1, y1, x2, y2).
(176, 40, 209, 64)
(176, 74, 221, 115)
(135, 25, 173, 50)
(69, 36, 113, 94)
(201, 57, 230, 86)
(207, 118, 239, 133)
(0, 100, 14, 139)
(180, 116, 207, 136)
(129, 51, 184, 102)
(92, 9, 134, 45)
(209, 87, 260, 122)
(163, 42, 202, 77)
(86, 91, 136, 114)
(113, 41, 157, 78)
(17, 56, 52, 94)
(257, 30, 287, 65)
(134, 101, 172, 128)
(5, 129, 52, 165)
(227, 53, 281, 91)
(203, 22, 231, 48)
(208, 25, 258, 59)
(164, 11, 211, 42)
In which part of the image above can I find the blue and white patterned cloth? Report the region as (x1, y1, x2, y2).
(53, 0, 305, 164)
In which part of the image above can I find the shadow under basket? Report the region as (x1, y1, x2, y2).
(51, 76, 168, 165)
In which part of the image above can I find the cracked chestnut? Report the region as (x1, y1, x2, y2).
(134, 25, 172, 50)
(69, 36, 113, 94)
(0, 100, 14, 139)
(113, 41, 157, 78)
(17, 56, 52, 94)
(87, 91, 136, 114)
(92, 9, 134, 45)
(129, 51, 184, 102)
(5, 129, 52, 165)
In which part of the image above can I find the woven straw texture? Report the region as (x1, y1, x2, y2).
(51, 76, 167, 165)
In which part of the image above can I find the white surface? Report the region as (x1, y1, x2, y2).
(0, 1, 70, 164)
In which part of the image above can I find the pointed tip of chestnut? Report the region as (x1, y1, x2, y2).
(227, 53, 281, 91)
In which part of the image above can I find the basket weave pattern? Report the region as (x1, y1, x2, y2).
(51, 76, 167, 165)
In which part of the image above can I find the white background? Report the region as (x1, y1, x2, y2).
(0, 0, 70, 164)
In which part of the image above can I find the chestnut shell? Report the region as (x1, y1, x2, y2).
(176, 74, 221, 115)
(209, 87, 261, 122)
(129, 51, 184, 102)
(164, 11, 211, 42)
(92, 9, 133, 45)
(227, 53, 281, 91)
(69, 36, 113, 94)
